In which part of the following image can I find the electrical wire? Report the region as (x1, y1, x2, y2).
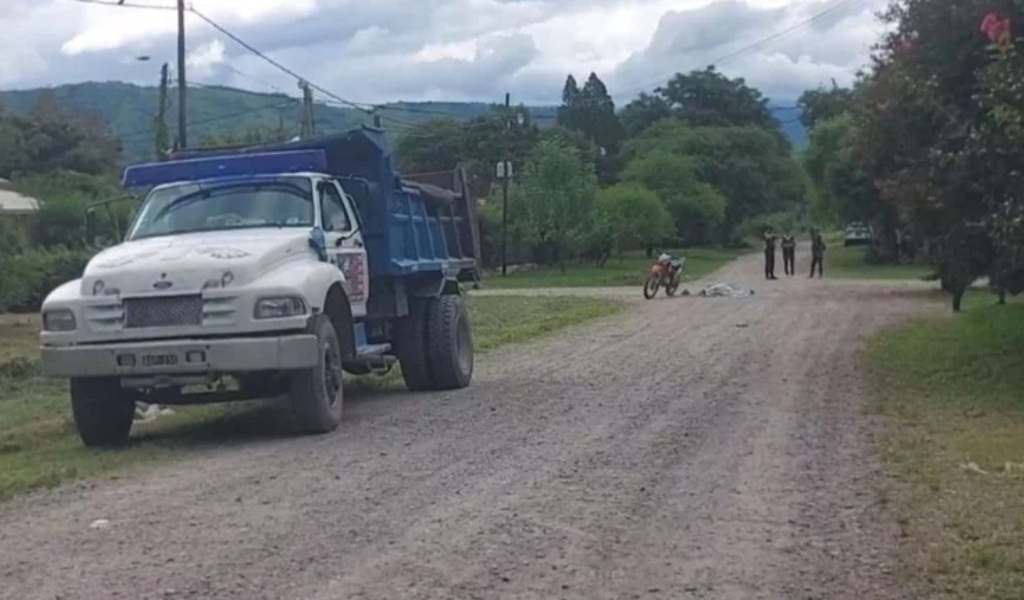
(117, 99, 299, 140)
(188, 6, 375, 115)
(66, 0, 178, 10)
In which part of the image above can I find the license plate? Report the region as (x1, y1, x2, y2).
(141, 353, 178, 367)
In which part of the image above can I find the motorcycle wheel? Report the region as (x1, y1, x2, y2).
(666, 277, 681, 297)
(643, 274, 661, 299)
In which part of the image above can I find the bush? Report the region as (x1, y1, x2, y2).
(0, 247, 95, 312)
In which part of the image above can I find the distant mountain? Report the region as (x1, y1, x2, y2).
(770, 106, 808, 149)
(0, 82, 804, 164)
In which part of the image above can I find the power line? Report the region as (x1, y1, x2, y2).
(67, 0, 178, 10)
(117, 99, 299, 140)
(188, 6, 375, 114)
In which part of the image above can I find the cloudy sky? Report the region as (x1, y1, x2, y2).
(0, 0, 889, 105)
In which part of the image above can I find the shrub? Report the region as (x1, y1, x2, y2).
(0, 247, 95, 312)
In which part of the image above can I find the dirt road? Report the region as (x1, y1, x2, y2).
(0, 251, 938, 599)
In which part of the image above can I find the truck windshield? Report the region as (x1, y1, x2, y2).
(128, 178, 314, 240)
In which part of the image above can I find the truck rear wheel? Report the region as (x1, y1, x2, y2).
(70, 377, 137, 447)
(396, 298, 435, 391)
(290, 314, 344, 434)
(427, 294, 474, 390)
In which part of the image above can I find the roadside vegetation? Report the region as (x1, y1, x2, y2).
(398, 68, 807, 277)
(826, 242, 932, 280)
(869, 294, 1024, 598)
(799, 0, 1024, 311)
(0, 296, 620, 501)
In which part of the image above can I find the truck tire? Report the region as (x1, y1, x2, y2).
(289, 314, 344, 434)
(426, 294, 474, 390)
(70, 377, 137, 447)
(395, 298, 434, 391)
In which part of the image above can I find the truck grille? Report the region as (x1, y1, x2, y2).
(125, 295, 202, 328)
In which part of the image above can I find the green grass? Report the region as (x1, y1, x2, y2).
(868, 294, 1024, 598)
(480, 248, 743, 289)
(827, 243, 932, 280)
(0, 294, 621, 501)
(0, 314, 40, 367)
(467, 295, 621, 350)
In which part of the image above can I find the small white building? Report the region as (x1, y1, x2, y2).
(0, 178, 40, 218)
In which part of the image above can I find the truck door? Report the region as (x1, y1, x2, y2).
(318, 179, 369, 318)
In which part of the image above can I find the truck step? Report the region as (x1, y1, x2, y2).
(355, 343, 392, 359)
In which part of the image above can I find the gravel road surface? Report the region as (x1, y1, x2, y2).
(0, 250, 937, 599)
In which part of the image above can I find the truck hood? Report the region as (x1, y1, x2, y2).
(82, 228, 313, 296)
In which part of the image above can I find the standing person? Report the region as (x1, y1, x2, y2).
(763, 228, 778, 280)
(810, 229, 826, 278)
(781, 232, 796, 276)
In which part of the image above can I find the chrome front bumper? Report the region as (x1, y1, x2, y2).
(41, 335, 319, 378)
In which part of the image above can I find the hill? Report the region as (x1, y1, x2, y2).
(0, 82, 803, 164)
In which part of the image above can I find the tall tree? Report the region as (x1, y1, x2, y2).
(511, 138, 597, 271)
(557, 75, 581, 131)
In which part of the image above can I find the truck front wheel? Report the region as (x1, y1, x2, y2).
(290, 314, 344, 433)
(427, 295, 474, 390)
(70, 377, 137, 447)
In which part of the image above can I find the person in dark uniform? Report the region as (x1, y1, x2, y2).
(809, 229, 826, 278)
(763, 228, 778, 280)
(781, 233, 796, 276)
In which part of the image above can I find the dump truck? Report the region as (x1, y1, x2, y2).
(39, 128, 480, 446)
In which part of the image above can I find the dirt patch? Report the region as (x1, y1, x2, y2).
(0, 252, 935, 599)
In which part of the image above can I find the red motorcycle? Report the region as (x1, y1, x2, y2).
(643, 253, 684, 299)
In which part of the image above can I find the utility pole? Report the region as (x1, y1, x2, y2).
(176, 0, 188, 148)
(501, 92, 510, 277)
(299, 81, 316, 138)
(154, 62, 170, 160)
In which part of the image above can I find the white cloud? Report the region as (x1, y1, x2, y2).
(187, 39, 226, 79)
(0, 0, 889, 105)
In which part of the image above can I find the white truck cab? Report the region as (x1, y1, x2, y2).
(40, 136, 478, 448)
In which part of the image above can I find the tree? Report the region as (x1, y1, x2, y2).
(835, 0, 1024, 309)
(659, 66, 779, 132)
(394, 106, 538, 200)
(395, 118, 466, 173)
(620, 92, 672, 137)
(802, 114, 879, 227)
(557, 75, 581, 131)
(0, 94, 120, 178)
(621, 150, 727, 245)
(510, 139, 598, 271)
(596, 184, 674, 256)
(556, 72, 625, 182)
(797, 85, 855, 129)
(578, 73, 625, 151)
(625, 120, 805, 242)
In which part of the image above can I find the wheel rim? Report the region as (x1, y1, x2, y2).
(644, 277, 660, 298)
(456, 314, 473, 374)
(322, 342, 342, 406)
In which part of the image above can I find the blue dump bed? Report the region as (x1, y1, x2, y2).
(123, 127, 480, 281)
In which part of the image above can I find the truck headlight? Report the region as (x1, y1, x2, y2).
(254, 296, 307, 319)
(43, 309, 77, 332)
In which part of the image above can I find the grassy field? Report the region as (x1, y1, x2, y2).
(869, 293, 1024, 598)
(827, 243, 933, 280)
(0, 314, 41, 367)
(480, 248, 743, 289)
(0, 295, 621, 501)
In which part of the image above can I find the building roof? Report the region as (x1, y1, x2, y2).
(0, 179, 40, 214)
